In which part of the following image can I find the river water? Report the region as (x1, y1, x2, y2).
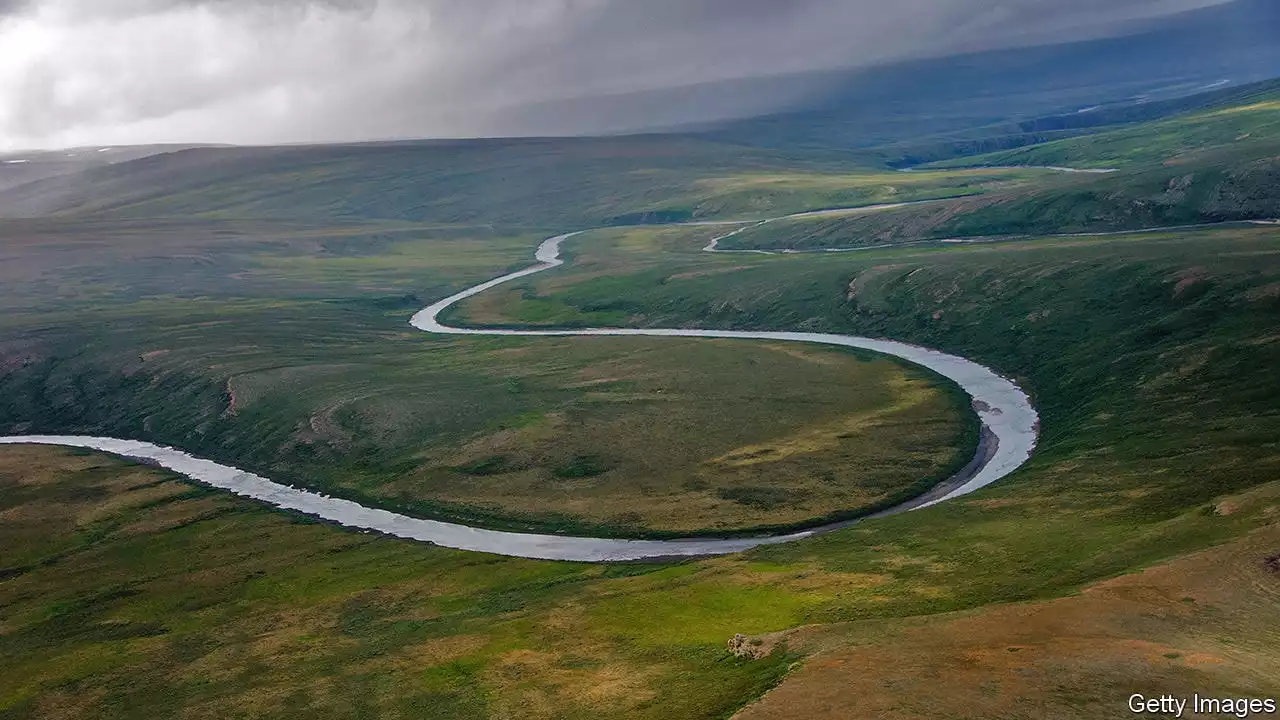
(0, 221, 1040, 562)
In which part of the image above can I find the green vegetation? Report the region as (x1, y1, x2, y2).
(718, 146, 1280, 250)
(736, 516, 1280, 719)
(4, 216, 1279, 716)
(0, 138, 1061, 230)
(452, 220, 1280, 614)
(624, 166, 1052, 221)
(712, 86, 1280, 251)
(2, 71, 1280, 719)
(0, 446, 800, 720)
(0, 219, 973, 537)
(713, 71, 1280, 166)
(928, 83, 1280, 169)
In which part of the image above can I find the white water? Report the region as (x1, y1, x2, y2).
(0, 220, 1040, 562)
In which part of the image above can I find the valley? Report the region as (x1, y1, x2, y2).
(1, 35, 1278, 719)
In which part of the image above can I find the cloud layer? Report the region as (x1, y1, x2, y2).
(0, 0, 1233, 149)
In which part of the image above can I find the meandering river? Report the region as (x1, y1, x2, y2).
(0, 212, 1041, 562)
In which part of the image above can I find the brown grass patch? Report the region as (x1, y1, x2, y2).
(709, 375, 933, 468)
(117, 497, 224, 536)
(76, 481, 193, 525)
(702, 557, 892, 595)
(486, 648, 660, 720)
(351, 634, 489, 675)
(26, 688, 109, 720)
(735, 522, 1280, 720)
(755, 343, 847, 367)
(175, 606, 350, 688)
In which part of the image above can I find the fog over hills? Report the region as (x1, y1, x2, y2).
(0, 0, 1276, 202)
(0, 0, 1274, 150)
(477, 0, 1280, 141)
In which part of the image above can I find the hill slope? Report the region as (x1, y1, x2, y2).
(0, 137, 871, 226)
(717, 84, 1280, 252)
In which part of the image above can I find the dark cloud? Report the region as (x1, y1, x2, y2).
(0, 0, 1236, 149)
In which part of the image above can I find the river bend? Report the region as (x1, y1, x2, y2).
(0, 217, 1040, 561)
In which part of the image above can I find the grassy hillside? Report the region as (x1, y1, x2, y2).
(928, 80, 1280, 169)
(857, 76, 1280, 168)
(1, 73, 1275, 252)
(0, 137, 1060, 229)
(2, 45, 1279, 718)
(710, 85, 1280, 252)
(718, 143, 1280, 251)
(738, 512, 1280, 720)
(9, 443, 1271, 720)
(4, 223, 1278, 718)
(2, 73, 1277, 238)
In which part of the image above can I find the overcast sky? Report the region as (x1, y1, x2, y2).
(0, 0, 1234, 150)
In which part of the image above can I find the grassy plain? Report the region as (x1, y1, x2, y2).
(0, 219, 973, 536)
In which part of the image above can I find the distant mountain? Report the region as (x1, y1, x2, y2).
(466, 0, 1280, 150)
(696, 0, 1280, 151)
